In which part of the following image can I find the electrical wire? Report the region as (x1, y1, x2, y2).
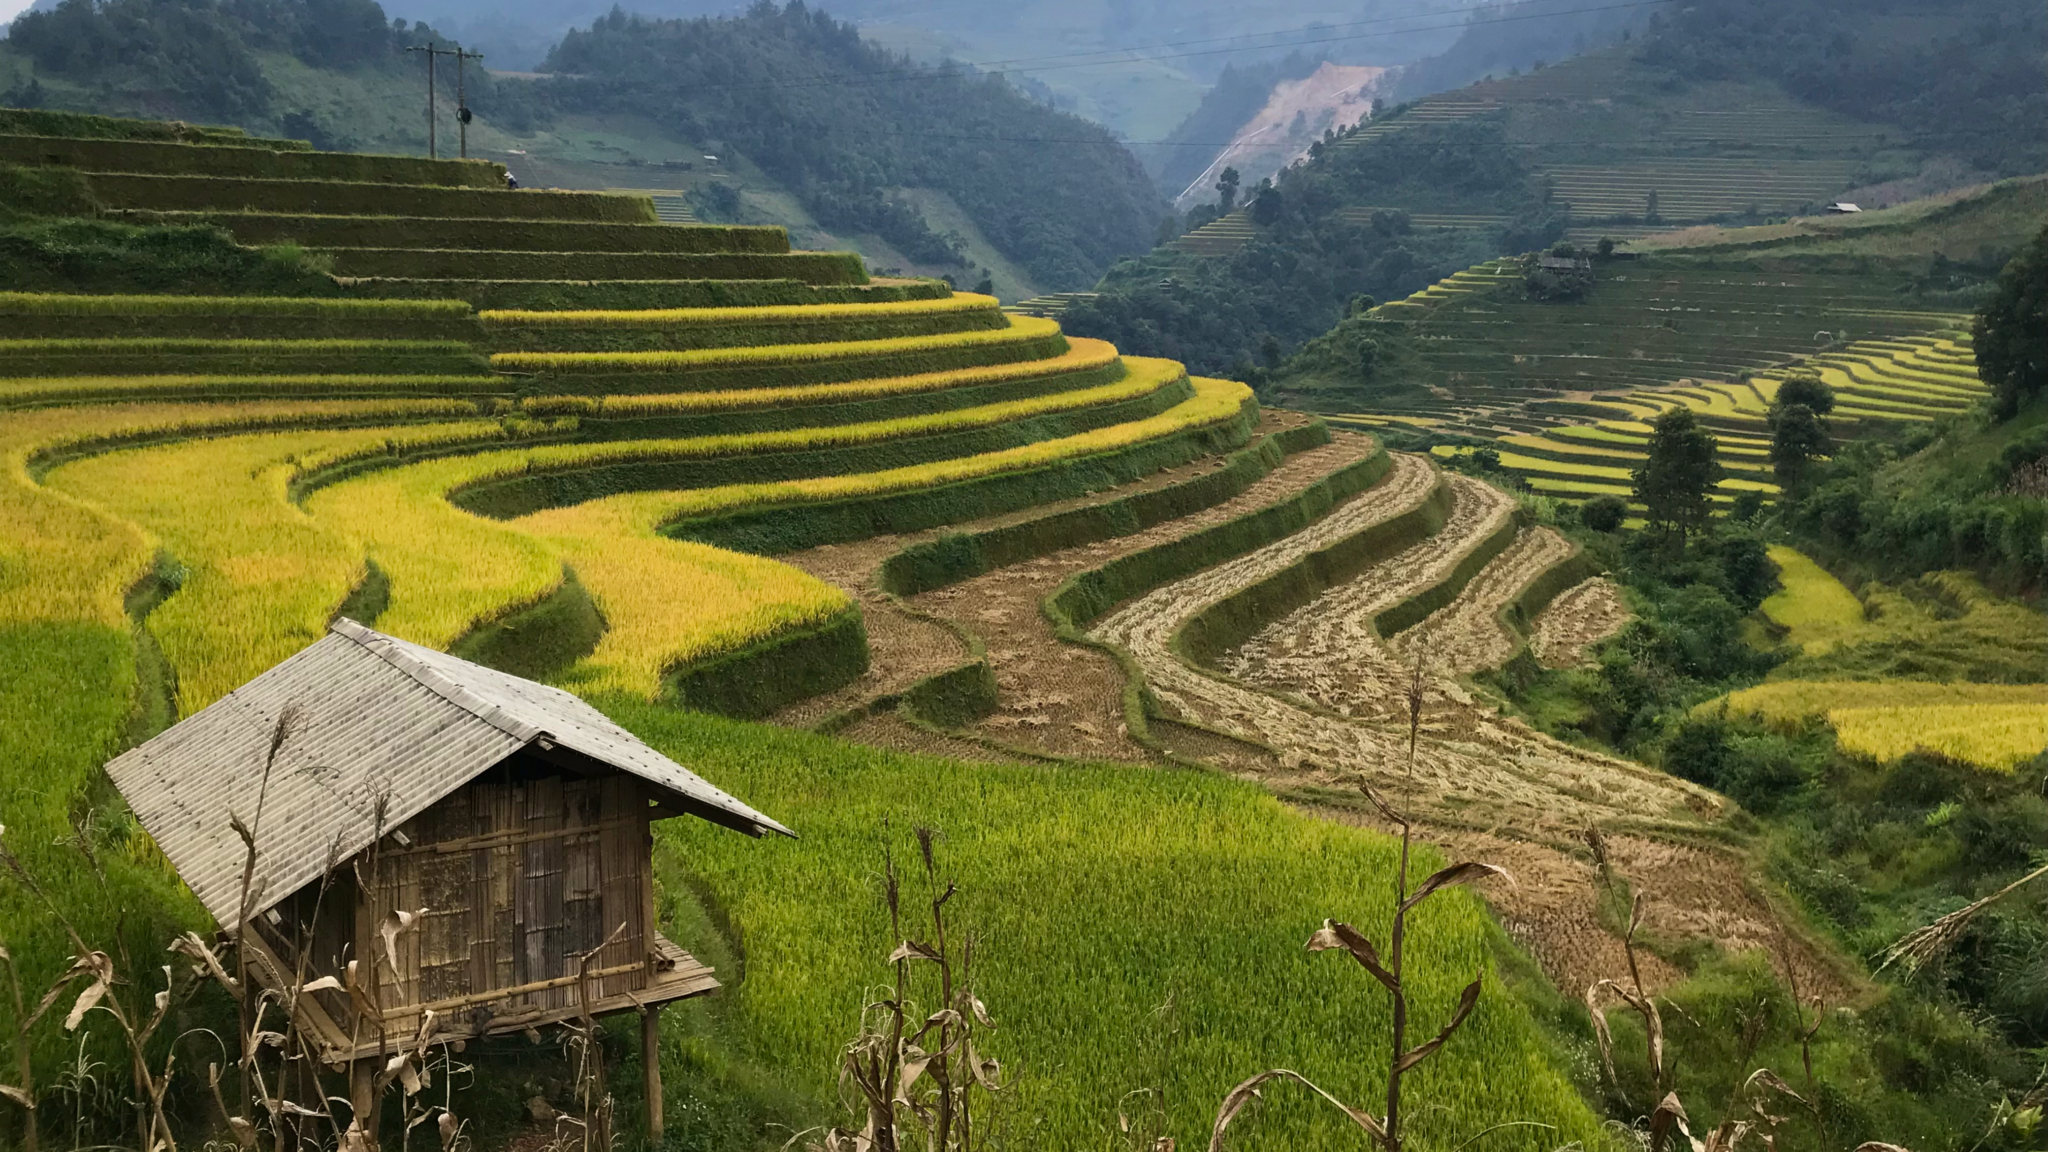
(547, 0, 1678, 98)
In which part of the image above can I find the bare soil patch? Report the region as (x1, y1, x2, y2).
(1532, 577, 1632, 668)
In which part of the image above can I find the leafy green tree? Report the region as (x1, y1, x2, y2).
(1354, 335, 1379, 377)
(1259, 332, 1283, 369)
(1251, 182, 1284, 225)
(1730, 489, 1766, 523)
(1768, 372, 1833, 490)
(1769, 402, 1831, 490)
(1216, 167, 1241, 213)
(1631, 407, 1723, 542)
(1775, 370, 1835, 416)
(1975, 221, 2048, 419)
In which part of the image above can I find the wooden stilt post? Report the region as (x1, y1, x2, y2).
(642, 1005, 664, 1141)
(349, 1057, 376, 1147)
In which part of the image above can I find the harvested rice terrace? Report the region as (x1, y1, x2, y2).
(1541, 158, 1866, 220)
(1383, 267, 1968, 400)
(1330, 99, 1496, 148)
(1166, 210, 1256, 256)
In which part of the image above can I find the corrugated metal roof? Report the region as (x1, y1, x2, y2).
(105, 617, 792, 926)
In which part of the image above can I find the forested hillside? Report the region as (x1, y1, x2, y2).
(1064, 0, 2043, 379)
(1637, 0, 2047, 176)
(0, 0, 1167, 290)
(527, 4, 1164, 289)
(1066, 116, 1559, 376)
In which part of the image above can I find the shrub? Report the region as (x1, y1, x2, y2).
(1580, 494, 1627, 531)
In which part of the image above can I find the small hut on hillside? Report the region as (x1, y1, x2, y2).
(105, 617, 792, 1136)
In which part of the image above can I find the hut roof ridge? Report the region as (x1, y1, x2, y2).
(106, 619, 792, 927)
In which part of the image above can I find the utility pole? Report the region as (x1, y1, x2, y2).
(406, 44, 438, 159)
(406, 44, 481, 159)
(454, 46, 482, 159)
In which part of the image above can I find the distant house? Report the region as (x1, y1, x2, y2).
(1537, 254, 1593, 272)
(105, 617, 792, 1137)
(1826, 202, 1863, 214)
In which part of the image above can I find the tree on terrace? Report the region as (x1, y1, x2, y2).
(1216, 166, 1241, 213)
(1769, 370, 1834, 490)
(1975, 220, 2048, 420)
(1632, 407, 1723, 544)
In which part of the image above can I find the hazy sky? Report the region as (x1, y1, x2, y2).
(1, 0, 36, 28)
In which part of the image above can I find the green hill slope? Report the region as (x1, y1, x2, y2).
(0, 0, 1165, 297)
(1062, 0, 2040, 379)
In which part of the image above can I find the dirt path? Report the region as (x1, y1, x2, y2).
(1531, 577, 1633, 668)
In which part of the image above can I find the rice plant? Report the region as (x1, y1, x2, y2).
(479, 294, 998, 328)
(492, 317, 1063, 376)
(1758, 546, 1866, 654)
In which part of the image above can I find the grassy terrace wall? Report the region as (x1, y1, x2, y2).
(683, 394, 1268, 555)
(341, 278, 949, 311)
(666, 602, 871, 718)
(1, 135, 504, 187)
(879, 419, 1330, 594)
(478, 298, 1004, 352)
(80, 173, 658, 221)
(109, 211, 791, 254)
(493, 325, 1066, 395)
(0, 338, 489, 377)
(1045, 443, 1396, 636)
(0, 107, 307, 147)
(321, 248, 866, 284)
(448, 377, 1195, 518)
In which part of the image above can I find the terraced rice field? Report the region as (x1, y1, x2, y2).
(1541, 158, 1863, 221)
(1224, 473, 1520, 715)
(1530, 578, 1631, 667)
(1424, 333, 1986, 507)
(1762, 545, 1867, 654)
(1086, 455, 1709, 830)
(4, 110, 1650, 1148)
(1329, 98, 1497, 150)
(1393, 526, 1575, 674)
(1712, 681, 2048, 771)
(1166, 209, 1257, 256)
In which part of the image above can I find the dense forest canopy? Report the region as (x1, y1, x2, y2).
(7, 0, 427, 123)
(531, 2, 1164, 287)
(1063, 116, 1559, 377)
(1636, 0, 2048, 176)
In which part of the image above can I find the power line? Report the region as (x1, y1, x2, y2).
(866, 0, 1578, 75)
(782, 128, 1912, 149)
(546, 0, 1676, 100)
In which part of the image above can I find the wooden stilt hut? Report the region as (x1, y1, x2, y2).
(105, 617, 794, 1139)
